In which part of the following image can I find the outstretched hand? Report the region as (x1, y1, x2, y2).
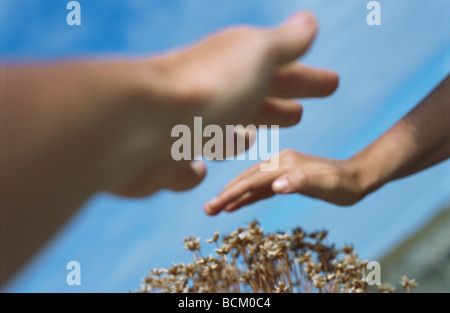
(153, 11, 338, 128)
(204, 75, 450, 216)
(204, 149, 365, 215)
(116, 12, 338, 196)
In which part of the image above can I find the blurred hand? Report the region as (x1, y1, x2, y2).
(117, 11, 339, 196)
(204, 149, 365, 215)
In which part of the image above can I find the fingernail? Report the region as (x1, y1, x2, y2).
(204, 202, 211, 213)
(273, 178, 290, 193)
(191, 161, 206, 175)
(205, 197, 219, 213)
(288, 12, 314, 28)
(209, 197, 218, 207)
(204, 202, 215, 215)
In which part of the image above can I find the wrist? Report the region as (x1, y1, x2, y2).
(108, 58, 184, 139)
(84, 59, 175, 189)
(349, 151, 385, 199)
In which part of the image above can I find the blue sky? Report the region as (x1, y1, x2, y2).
(1, 0, 449, 292)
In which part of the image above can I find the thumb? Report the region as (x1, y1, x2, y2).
(114, 161, 207, 197)
(268, 11, 318, 66)
(170, 161, 208, 191)
(272, 171, 309, 194)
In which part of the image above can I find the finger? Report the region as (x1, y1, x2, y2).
(204, 168, 275, 215)
(221, 157, 274, 194)
(222, 125, 257, 159)
(168, 161, 208, 192)
(202, 125, 256, 161)
(268, 11, 318, 66)
(268, 63, 339, 99)
(272, 171, 308, 195)
(272, 169, 361, 206)
(116, 161, 207, 197)
(221, 99, 300, 159)
(204, 182, 252, 216)
(272, 170, 329, 199)
(246, 97, 303, 127)
(223, 187, 275, 213)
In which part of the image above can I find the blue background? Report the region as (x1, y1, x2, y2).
(1, 0, 449, 292)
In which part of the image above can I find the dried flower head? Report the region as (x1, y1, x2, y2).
(206, 232, 220, 244)
(138, 220, 414, 294)
(377, 283, 396, 293)
(214, 244, 231, 255)
(183, 236, 201, 252)
(399, 276, 418, 293)
(274, 282, 290, 293)
(312, 274, 326, 290)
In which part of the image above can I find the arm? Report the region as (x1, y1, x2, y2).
(205, 75, 450, 214)
(0, 12, 339, 284)
(353, 75, 450, 193)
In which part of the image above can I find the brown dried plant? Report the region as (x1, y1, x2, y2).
(138, 220, 417, 293)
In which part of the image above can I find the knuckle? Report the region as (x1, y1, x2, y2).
(280, 148, 296, 156)
(280, 149, 298, 164)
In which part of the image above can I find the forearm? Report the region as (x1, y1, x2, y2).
(390, 139, 450, 179)
(3, 59, 163, 195)
(352, 75, 450, 195)
(1, 59, 164, 284)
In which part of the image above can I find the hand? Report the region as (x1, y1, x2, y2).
(205, 75, 450, 215)
(153, 11, 338, 128)
(117, 12, 339, 196)
(204, 149, 366, 215)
